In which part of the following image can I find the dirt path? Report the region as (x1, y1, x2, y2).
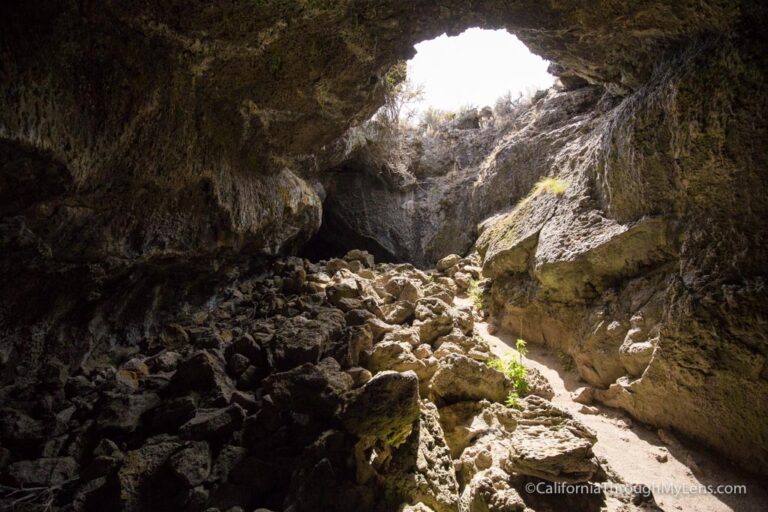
(456, 297, 768, 512)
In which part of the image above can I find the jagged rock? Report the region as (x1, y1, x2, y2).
(365, 317, 396, 342)
(571, 387, 595, 405)
(524, 367, 555, 400)
(146, 351, 183, 373)
(40, 359, 69, 388)
(327, 325, 373, 368)
(504, 399, 600, 483)
(400, 504, 436, 512)
(436, 255, 462, 271)
(453, 272, 472, 292)
(342, 370, 420, 445)
(437, 401, 518, 462)
(414, 298, 455, 344)
(169, 351, 234, 405)
(346, 308, 377, 326)
(383, 401, 461, 512)
(226, 353, 251, 378)
(96, 392, 160, 432)
(169, 441, 211, 487)
(210, 445, 248, 483)
(179, 404, 246, 442)
(460, 467, 526, 512)
(150, 396, 197, 432)
(431, 355, 507, 404)
(383, 327, 421, 348)
(0, 408, 45, 446)
(346, 367, 373, 387)
(7, 456, 77, 486)
(364, 342, 429, 381)
(433, 342, 464, 359)
(226, 334, 267, 369)
(268, 309, 345, 370)
(116, 437, 184, 511)
(344, 249, 374, 268)
(262, 359, 352, 419)
(382, 300, 416, 324)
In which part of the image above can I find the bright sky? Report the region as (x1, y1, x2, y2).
(407, 28, 554, 114)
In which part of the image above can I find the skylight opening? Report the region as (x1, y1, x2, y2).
(404, 28, 555, 120)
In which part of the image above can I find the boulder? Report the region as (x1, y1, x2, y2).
(179, 404, 246, 442)
(460, 467, 526, 512)
(344, 249, 375, 267)
(342, 370, 420, 445)
(116, 437, 184, 511)
(364, 342, 428, 381)
(268, 309, 345, 370)
(261, 359, 352, 419)
(169, 351, 234, 405)
(436, 254, 462, 271)
(504, 398, 600, 483)
(8, 457, 78, 486)
(431, 355, 507, 404)
(96, 392, 160, 432)
(383, 401, 461, 512)
(169, 441, 211, 487)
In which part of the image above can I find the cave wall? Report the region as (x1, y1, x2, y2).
(315, 85, 607, 267)
(476, 35, 768, 473)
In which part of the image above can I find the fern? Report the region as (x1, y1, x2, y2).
(504, 391, 521, 409)
(487, 340, 530, 399)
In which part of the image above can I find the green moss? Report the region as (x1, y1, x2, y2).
(533, 177, 568, 196)
(468, 280, 486, 311)
(558, 351, 575, 372)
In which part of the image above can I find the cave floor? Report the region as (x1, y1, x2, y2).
(455, 296, 768, 512)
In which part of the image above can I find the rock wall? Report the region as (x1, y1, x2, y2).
(311, 86, 607, 266)
(476, 36, 768, 473)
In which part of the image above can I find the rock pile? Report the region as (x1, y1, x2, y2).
(0, 251, 652, 511)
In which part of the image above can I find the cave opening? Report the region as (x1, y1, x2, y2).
(301, 28, 555, 266)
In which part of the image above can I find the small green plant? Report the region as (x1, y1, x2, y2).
(487, 338, 530, 400)
(533, 177, 568, 197)
(558, 350, 575, 372)
(468, 280, 486, 311)
(504, 391, 521, 409)
(515, 338, 528, 357)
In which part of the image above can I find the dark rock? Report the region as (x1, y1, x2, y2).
(115, 436, 184, 511)
(341, 370, 420, 445)
(8, 456, 77, 486)
(226, 353, 251, 378)
(266, 309, 345, 371)
(345, 308, 376, 326)
(150, 396, 198, 432)
(262, 359, 352, 419)
(169, 351, 234, 405)
(96, 392, 160, 432)
(169, 441, 211, 487)
(179, 404, 246, 442)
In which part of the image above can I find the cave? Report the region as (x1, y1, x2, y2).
(1, 2, 767, 511)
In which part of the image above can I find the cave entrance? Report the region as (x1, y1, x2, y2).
(406, 27, 554, 119)
(301, 28, 555, 266)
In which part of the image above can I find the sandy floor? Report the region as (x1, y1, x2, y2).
(455, 297, 768, 512)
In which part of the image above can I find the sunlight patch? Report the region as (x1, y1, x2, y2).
(407, 28, 554, 115)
